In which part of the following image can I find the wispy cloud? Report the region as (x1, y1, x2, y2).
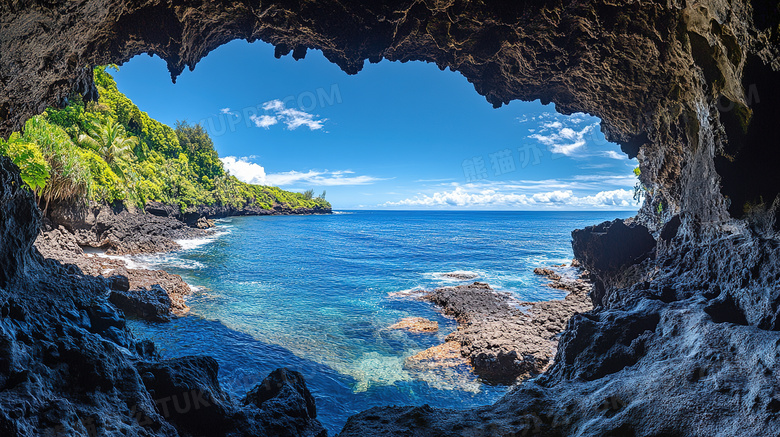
(256, 99, 327, 131)
(220, 156, 384, 187)
(601, 150, 627, 160)
(266, 170, 385, 186)
(250, 114, 279, 129)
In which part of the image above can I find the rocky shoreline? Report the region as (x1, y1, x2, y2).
(403, 265, 593, 384)
(0, 157, 327, 437)
(33, 200, 332, 322)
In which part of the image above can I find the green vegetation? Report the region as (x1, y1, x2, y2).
(0, 66, 330, 213)
(632, 166, 646, 204)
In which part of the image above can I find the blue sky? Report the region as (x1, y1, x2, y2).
(112, 40, 638, 211)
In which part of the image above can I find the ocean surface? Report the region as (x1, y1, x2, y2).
(125, 210, 632, 434)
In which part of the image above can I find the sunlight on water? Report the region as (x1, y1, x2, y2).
(126, 210, 631, 434)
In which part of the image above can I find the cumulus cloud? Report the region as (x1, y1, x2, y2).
(383, 185, 636, 210)
(220, 156, 267, 185)
(529, 123, 595, 157)
(220, 107, 233, 115)
(220, 156, 383, 187)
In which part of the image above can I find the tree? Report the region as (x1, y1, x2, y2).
(317, 190, 326, 200)
(175, 121, 224, 180)
(22, 116, 92, 214)
(303, 189, 315, 200)
(78, 119, 138, 178)
(0, 135, 50, 201)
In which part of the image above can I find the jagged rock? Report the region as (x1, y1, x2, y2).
(48, 202, 202, 255)
(418, 278, 592, 383)
(109, 285, 172, 323)
(439, 271, 480, 280)
(145, 201, 331, 228)
(572, 219, 657, 306)
(1, 0, 780, 435)
(243, 368, 318, 420)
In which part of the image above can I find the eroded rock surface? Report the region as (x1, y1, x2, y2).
(0, 156, 325, 436)
(35, 225, 193, 318)
(1, 0, 780, 436)
(418, 274, 592, 383)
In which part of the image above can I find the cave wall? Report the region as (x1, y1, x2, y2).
(2, 0, 780, 436)
(1, 0, 778, 233)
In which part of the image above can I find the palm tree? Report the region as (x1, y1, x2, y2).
(78, 120, 138, 177)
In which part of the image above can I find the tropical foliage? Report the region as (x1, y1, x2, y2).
(1, 66, 330, 213)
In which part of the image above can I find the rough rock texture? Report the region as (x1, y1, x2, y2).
(35, 226, 193, 317)
(419, 274, 592, 383)
(145, 201, 332, 228)
(1, 0, 780, 435)
(0, 157, 325, 436)
(572, 219, 657, 306)
(48, 202, 204, 255)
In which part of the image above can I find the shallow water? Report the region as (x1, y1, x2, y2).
(126, 210, 631, 434)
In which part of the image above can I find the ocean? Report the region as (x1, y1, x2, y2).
(125, 210, 632, 434)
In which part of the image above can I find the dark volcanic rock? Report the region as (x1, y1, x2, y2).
(1, 0, 780, 436)
(572, 219, 657, 306)
(0, 158, 325, 436)
(109, 284, 172, 323)
(35, 226, 193, 317)
(419, 277, 592, 383)
(243, 368, 318, 421)
(49, 202, 203, 255)
(145, 201, 331, 228)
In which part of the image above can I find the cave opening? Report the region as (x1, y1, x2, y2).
(714, 55, 780, 227)
(4, 38, 640, 435)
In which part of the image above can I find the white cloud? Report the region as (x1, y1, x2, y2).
(382, 184, 637, 210)
(259, 99, 327, 130)
(220, 156, 383, 187)
(220, 156, 267, 185)
(250, 114, 278, 129)
(529, 123, 595, 157)
(601, 150, 626, 160)
(267, 170, 384, 186)
(220, 107, 232, 115)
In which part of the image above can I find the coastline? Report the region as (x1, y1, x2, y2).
(36, 200, 332, 322)
(400, 264, 593, 384)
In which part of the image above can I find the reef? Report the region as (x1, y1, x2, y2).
(1, 0, 779, 435)
(411, 266, 592, 384)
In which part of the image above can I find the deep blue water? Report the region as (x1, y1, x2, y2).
(125, 210, 632, 434)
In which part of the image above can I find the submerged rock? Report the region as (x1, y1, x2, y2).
(439, 271, 480, 281)
(388, 317, 438, 333)
(0, 156, 326, 437)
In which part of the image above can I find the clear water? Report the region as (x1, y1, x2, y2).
(125, 210, 632, 434)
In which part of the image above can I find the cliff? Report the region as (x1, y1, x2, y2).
(0, 0, 779, 435)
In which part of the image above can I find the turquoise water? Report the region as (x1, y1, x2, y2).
(126, 210, 632, 434)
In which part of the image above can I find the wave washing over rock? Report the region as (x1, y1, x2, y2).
(0, 158, 326, 436)
(1, 0, 780, 435)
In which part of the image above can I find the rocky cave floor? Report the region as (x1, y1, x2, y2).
(2, 0, 780, 435)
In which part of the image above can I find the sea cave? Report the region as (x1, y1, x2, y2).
(1, 0, 780, 436)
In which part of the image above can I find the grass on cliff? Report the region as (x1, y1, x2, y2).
(0, 66, 330, 214)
